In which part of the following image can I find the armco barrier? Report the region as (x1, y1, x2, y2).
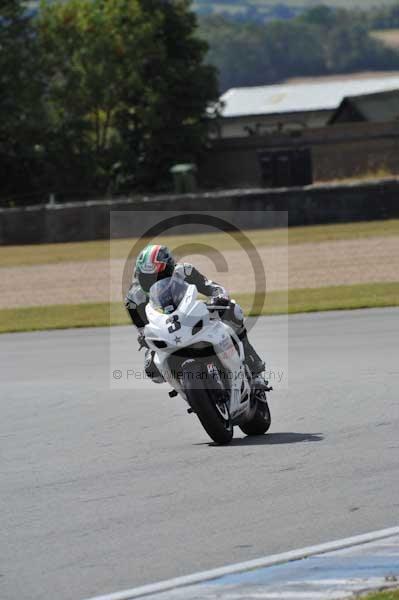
(1, 179, 398, 245)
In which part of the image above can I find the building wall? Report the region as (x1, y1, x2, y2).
(200, 121, 399, 187)
(313, 136, 399, 181)
(212, 110, 332, 139)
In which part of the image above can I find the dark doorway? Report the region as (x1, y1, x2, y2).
(258, 147, 313, 187)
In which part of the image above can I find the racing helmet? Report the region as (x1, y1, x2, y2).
(135, 244, 175, 293)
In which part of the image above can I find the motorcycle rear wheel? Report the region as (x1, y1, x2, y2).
(183, 360, 233, 445)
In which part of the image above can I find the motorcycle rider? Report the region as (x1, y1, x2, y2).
(125, 244, 265, 383)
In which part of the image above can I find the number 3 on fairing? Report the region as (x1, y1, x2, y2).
(166, 315, 181, 333)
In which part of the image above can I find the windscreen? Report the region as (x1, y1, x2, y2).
(149, 275, 188, 314)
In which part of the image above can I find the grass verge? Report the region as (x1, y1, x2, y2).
(360, 588, 399, 600)
(1, 219, 399, 267)
(1, 282, 398, 334)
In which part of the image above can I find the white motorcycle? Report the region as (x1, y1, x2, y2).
(143, 274, 272, 445)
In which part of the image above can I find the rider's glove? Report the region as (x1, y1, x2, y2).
(211, 294, 230, 308)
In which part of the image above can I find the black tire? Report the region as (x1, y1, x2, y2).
(239, 396, 271, 436)
(183, 360, 233, 445)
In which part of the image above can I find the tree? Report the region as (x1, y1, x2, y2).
(132, 0, 219, 188)
(200, 16, 325, 91)
(36, 0, 218, 195)
(324, 22, 399, 73)
(265, 20, 325, 80)
(36, 0, 160, 194)
(201, 17, 275, 90)
(0, 0, 43, 202)
(300, 5, 336, 29)
(199, 7, 399, 93)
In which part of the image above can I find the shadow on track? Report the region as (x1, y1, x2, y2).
(195, 432, 324, 447)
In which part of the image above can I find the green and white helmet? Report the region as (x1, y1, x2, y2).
(135, 244, 175, 292)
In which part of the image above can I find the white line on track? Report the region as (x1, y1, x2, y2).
(304, 578, 389, 587)
(244, 594, 346, 599)
(84, 525, 399, 600)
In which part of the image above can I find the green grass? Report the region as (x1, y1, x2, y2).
(0, 303, 116, 334)
(1, 219, 399, 268)
(361, 588, 399, 600)
(1, 282, 398, 334)
(244, 282, 399, 315)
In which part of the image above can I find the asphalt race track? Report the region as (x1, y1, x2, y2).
(1, 308, 398, 600)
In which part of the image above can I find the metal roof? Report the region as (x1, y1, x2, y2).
(220, 75, 399, 118)
(348, 90, 399, 121)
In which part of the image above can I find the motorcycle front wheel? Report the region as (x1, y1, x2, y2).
(182, 360, 233, 445)
(239, 392, 271, 436)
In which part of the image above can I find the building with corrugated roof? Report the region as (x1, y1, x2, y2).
(329, 89, 399, 124)
(214, 75, 399, 138)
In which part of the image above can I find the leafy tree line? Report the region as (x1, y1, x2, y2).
(199, 5, 399, 92)
(4, 0, 399, 206)
(362, 2, 399, 30)
(0, 0, 218, 206)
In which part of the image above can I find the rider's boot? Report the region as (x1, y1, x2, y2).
(144, 349, 165, 384)
(239, 328, 265, 376)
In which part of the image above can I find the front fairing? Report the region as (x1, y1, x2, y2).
(144, 284, 209, 352)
